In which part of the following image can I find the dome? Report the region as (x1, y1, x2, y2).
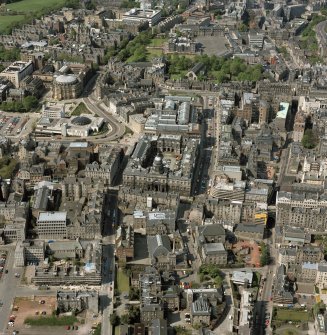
(71, 116, 92, 126)
(154, 155, 162, 165)
(55, 74, 78, 85)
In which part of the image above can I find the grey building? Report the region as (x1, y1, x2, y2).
(147, 235, 176, 270)
(191, 295, 211, 326)
(201, 243, 227, 265)
(277, 191, 327, 232)
(57, 290, 98, 314)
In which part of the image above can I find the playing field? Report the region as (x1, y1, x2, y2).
(6, 0, 66, 12)
(0, 15, 25, 33)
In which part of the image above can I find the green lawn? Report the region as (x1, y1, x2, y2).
(0, 15, 25, 33)
(71, 102, 91, 116)
(146, 48, 164, 60)
(276, 309, 311, 322)
(117, 269, 129, 292)
(6, 0, 66, 13)
(25, 315, 78, 326)
(170, 71, 187, 80)
(149, 38, 167, 47)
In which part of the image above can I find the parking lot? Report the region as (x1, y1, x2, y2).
(4, 295, 95, 335)
(0, 113, 28, 137)
(5, 296, 57, 332)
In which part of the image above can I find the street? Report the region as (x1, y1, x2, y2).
(0, 247, 24, 335)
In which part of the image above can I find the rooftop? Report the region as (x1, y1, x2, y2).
(38, 211, 67, 222)
(276, 102, 290, 119)
(232, 271, 253, 285)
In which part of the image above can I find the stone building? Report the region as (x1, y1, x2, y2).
(52, 74, 82, 100)
(14, 240, 45, 267)
(123, 135, 199, 197)
(133, 209, 176, 235)
(167, 37, 197, 53)
(140, 304, 164, 326)
(116, 225, 134, 264)
(276, 191, 327, 232)
(293, 111, 305, 142)
(85, 147, 124, 185)
(186, 288, 223, 327)
(57, 290, 99, 314)
(147, 235, 176, 271)
(201, 243, 228, 265)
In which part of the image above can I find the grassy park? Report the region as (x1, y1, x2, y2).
(6, 0, 66, 13)
(0, 0, 73, 33)
(275, 309, 311, 322)
(148, 37, 167, 47)
(71, 102, 91, 116)
(25, 315, 78, 326)
(0, 15, 25, 33)
(272, 307, 313, 333)
(117, 269, 129, 292)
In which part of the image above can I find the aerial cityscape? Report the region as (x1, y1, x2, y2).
(1, 0, 327, 334)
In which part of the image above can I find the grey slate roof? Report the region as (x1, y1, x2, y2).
(147, 235, 171, 258)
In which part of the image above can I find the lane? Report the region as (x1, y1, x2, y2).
(0, 248, 24, 335)
(83, 97, 125, 141)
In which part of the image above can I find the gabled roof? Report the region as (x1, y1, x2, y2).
(147, 235, 171, 258)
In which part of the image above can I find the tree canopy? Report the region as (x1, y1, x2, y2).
(0, 96, 38, 113)
(260, 243, 270, 267)
(302, 129, 318, 149)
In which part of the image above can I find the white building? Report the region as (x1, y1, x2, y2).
(122, 8, 162, 27)
(36, 211, 67, 239)
(42, 102, 66, 119)
(231, 270, 253, 286)
(0, 61, 33, 88)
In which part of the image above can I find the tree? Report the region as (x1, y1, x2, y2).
(110, 313, 120, 326)
(23, 96, 39, 111)
(260, 243, 270, 266)
(302, 129, 318, 149)
(314, 301, 326, 315)
(120, 314, 130, 324)
(85, 0, 96, 10)
(129, 287, 140, 300)
(198, 264, 223, 287)
(128, 306, 140, 323)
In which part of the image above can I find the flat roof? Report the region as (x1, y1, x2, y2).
(38, 211, 67, 222)
(232, 271, 253, 284)
(69, 142, 88, 148)
(276, 102, 290, 119)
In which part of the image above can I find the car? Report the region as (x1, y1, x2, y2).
(66, 326, 70, 330)
(75, 326, 78, 330)
(5, 269, 8, 274)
